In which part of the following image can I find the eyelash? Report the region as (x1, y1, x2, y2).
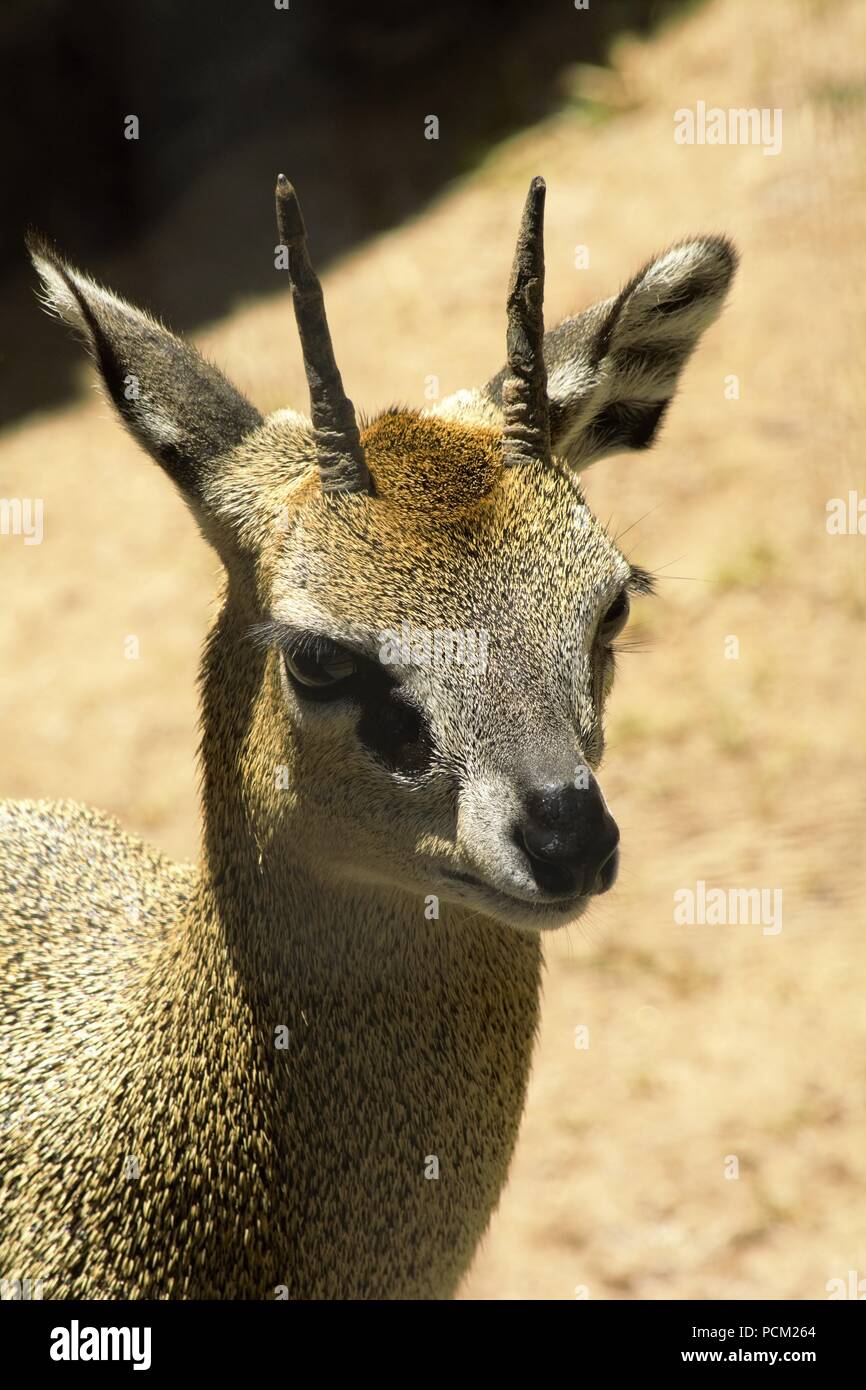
(288, 632, 341, 662)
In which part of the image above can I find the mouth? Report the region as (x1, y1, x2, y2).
(439, 868, 589, 930)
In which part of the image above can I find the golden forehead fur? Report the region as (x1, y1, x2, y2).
(361, 409, 503, 514)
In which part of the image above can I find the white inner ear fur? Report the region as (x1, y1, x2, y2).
(31, 251, 160, 348)
(34, 256, 103, 330)
(614, 241, 732, 339)
(30, 251, 182, 449)
(426, 388, 502, 431)
(547, 359, 596, 407)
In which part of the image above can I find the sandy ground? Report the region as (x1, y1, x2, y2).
(1, 0, 864, 1299)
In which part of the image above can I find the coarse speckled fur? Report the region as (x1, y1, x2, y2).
(0, 194, 736, 1299)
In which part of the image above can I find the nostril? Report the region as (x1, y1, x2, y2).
(514, 824, 581, 896)
(518, 820, 571, 865)
(516, 776, 621, 898)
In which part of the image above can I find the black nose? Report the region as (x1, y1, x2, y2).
(516, 774, 620, 897)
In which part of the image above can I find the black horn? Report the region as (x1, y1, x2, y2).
(275, 175, 372, 494)
(501, 177, 550, 468)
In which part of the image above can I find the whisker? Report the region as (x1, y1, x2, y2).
(612, 639, 652, 655)
(642, 555, 711, 583)
(614, 501, 664, 545)
(653, 574, 710, 583)
(647, 554, 687, 573)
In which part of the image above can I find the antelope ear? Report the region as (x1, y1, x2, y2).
(485, 235, 737, 470)
(27, 235, 262, 504)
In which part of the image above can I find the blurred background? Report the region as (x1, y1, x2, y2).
(0, 0, 672, 426)
(1, 0, 864, 1298)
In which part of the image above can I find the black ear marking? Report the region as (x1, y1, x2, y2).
(483, 231, 737, 472)
(585, 400, 670, 455)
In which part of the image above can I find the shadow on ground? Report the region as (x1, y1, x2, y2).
(0, 0, 684, 425)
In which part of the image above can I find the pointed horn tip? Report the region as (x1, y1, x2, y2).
(275, 176, 306, 244)
(525, 177, 546, 216)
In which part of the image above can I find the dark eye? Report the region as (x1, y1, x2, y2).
(599, 589, 630, 642)
(284, 639, 357, 689)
